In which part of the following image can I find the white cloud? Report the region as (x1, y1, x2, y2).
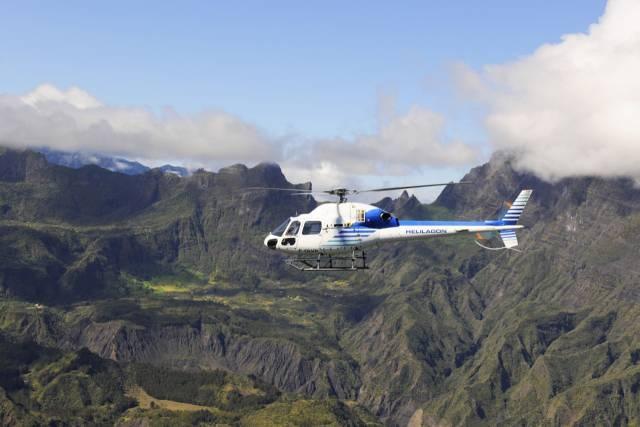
(113, 160, 130, 171)
(306, 106, 479, 176)
(20, 84, 102, 110)
(458, 0, 640, 181)
(0, 83, 276, 164)
(0, 84, 478, 183)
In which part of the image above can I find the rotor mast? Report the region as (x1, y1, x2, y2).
(328, 188, 350, 203)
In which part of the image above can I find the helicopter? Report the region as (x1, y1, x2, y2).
(250, 183, 532, 271)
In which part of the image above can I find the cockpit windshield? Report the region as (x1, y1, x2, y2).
(285, 221, 301, 236)
(271, 219, 290, 237)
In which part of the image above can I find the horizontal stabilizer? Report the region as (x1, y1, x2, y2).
(499, 229, 519, 249)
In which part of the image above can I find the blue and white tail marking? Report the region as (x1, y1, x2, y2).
(498, 189, 533, 249)
(499, 229, 519, 249)
(501, 190, 533, 226)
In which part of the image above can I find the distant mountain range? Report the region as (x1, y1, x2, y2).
(2, 145, 640, 425)
(38, 147, 190, 177)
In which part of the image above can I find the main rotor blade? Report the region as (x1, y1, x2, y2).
(356, 181, 472, 193)
(289, 192, 328, 196)
(244, 187, 313, 193)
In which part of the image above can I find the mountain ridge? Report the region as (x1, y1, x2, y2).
(38, 147, 191, 177)
(2, 146, 640, 425)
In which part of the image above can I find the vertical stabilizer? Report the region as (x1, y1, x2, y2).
(501, 190, 533, 225)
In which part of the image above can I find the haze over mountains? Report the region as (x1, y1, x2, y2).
(2, 146, 640, 426)
(39, 147, 190, 177)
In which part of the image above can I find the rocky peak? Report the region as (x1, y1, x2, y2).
(435, 152, 550, 220)
(374, 191, 424, 218)
(207, 162, 311, 194)
(395, 191, 421, 211)
(436, 151, 640, 226)
(218, 163, 249, 175)
(247, 162, 301, 189)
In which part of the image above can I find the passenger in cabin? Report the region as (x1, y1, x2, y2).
(286, 221, 301, 236)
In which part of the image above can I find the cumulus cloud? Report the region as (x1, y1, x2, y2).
(281, 161, 360, 194)
(302, 105, 478, 177)
(457, 0, 640, 181)
(0, 84, 276, 164)
(0, 84, 478, 180)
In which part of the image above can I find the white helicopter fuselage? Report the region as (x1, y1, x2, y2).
(263, 201, 525, 254)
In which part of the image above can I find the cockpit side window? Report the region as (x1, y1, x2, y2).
(302, 221, 322, 235)
(271, 219, 290, 237)
(285, 221, 301, 236)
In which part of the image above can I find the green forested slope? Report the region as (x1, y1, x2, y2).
(2, 147, 640, 426)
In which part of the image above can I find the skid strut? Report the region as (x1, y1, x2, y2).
(285, 249, 368, 271)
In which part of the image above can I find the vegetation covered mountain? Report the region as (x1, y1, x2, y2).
(1, 146, 640, 426)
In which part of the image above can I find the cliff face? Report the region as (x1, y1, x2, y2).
(76, 321, 360, 400)
(341, 155, 640, 425)
(0, 301, 361, 403)
(3, 147, 640, 426)
(0, 149, 315, 302)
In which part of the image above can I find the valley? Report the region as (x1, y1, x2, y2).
(2, 147, 640, 426)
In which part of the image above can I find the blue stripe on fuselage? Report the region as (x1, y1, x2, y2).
(399, 220, 492, 227)
(336, 220, 506, 230)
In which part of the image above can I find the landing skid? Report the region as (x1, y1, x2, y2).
(285, 250, 369, 271)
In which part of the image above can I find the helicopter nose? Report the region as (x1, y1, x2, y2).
(264, 234, 278, 250)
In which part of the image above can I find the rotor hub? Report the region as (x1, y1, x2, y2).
(327, 188, 351, 203)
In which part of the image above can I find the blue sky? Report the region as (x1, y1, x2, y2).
(4, 0, 626, 200)
(1, 1, 605, 137)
